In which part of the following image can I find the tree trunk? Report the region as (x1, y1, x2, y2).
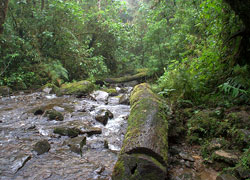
(41, 0, 44, 10)
(103, 69, 150, 84)
(223, 0, 250, 65)
(0, 0, 9, 34)
(224, 0, 250, 31)
(112, 83, 168, 180)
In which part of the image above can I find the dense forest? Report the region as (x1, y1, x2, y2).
(0, 0, 249, 179)
(1, 0, 250, 104)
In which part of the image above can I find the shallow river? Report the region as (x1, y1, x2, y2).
(0, 89, 130, 180)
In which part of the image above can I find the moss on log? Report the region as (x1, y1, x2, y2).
(112, 83, 168, 180)
(104, 69, 150, 84)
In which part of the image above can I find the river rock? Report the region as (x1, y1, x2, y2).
(33, 140, 51, 155)
(11, 154, 31, 173)
(53, 106, 65, 112)
(53, 127, 81, 138)
(66, 136, 86, 155)
(212, 150, 239, 165)
(95, 109, 113, 125)
(45, 110, 64, 121)
(179, 152, 194, 162)
(0, 86, 12, 96)
(216, 173, 238, 180)
(91, 90, 109, 101)
(119, 94, 130, 105)
(112, 83, 168, 180)
(82, 127, 102, 136)
(43, 87, 53, 94)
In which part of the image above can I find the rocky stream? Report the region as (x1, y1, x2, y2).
(0, 86, 131, 180)
(0, 83, 236, 180)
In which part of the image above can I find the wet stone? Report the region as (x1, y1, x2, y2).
(45, 110, 64, 121)
(11, 154, 31, 173)
(91, 90, 109, 102)
(33, 139, 51, 155)
(119, 94, 130, 105)
(94, 166, 105, 175)
(53, 127, 81, 138)
(82, 127, 102, 136)
(33, 108, 45, 115)
(53, 106, 65, 112)
(95, 109, 113, 126)
(104, 140, 109, 149)
(179, 152, 195, 162)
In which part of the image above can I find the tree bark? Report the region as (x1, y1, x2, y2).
(0, 0, 9, 34)
(224, 0, 250, 31)
(112, 83, 168, 180)
(223, 0, 250, 65)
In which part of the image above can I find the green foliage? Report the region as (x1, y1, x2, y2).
(219, 65, 250, 103)
(41, 60, 68, 85)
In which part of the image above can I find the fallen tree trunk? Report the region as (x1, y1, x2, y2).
(103, 70, 150, 84)
(112, 83, 168, 180)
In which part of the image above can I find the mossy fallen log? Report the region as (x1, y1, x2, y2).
(112, 83, 168, 180)
(103, 69, 151, 84)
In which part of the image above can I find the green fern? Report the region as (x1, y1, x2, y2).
(41, 60, 69, 85)
(219, 65, 250, 100)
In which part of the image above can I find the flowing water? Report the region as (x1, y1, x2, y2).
(0, 89, 130, 180)
(0, 86, 218, 180)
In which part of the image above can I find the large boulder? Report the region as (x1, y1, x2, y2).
(57, 80, 94, 96)
(0, 86, 12, 96)
(112, 83, 168, 180)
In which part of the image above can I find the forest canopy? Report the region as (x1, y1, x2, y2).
(0, 0, 249, 105)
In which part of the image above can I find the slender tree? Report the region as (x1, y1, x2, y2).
(0, 0, 9, 34)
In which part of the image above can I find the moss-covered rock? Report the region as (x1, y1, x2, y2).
(0, 86, 12, 96)
(45, 110, 64, 121)
(42, 83, 60, 94)
(33, 140, 51, 155)
(112, 83, 168, 180)
(65, 136, 86, 155)
(102, 88, 118, 96)
(57, 80, 94, 96)
(212, 150, 240, 166)
(53, 127, 81, 138)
